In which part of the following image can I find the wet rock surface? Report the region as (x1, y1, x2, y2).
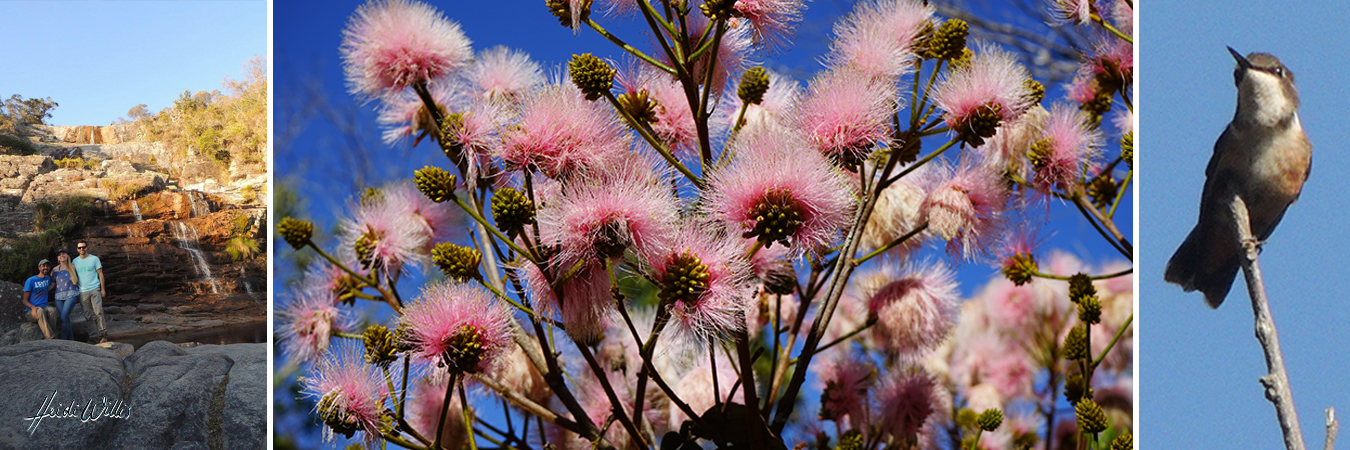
(0, 339, 264, 449)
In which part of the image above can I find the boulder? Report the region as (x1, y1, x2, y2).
(0, 339, 265, 449)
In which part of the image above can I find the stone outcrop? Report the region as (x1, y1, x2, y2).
(49, 125, 124, 145)
(0, 339, 264, 449)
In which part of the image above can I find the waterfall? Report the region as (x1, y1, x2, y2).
(186, 191, 211, 218)
(172, 221, 220, 294)
(131, 200, 142, 222)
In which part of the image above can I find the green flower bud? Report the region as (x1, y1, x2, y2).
(317, 391, 363, 440)
(699, 0, 740, 21)
(569, 53, 616, 101)
(956, 408, 979, 430)
(738, 67, 770, 105)
(443, 324, 487, 374)
(1075, 398, 1108, 433)
(1078, 294, 1103, 325)
(957, 102, 1003, 148)
(1069, 273, 1096, 304)
(835, 430, 864, 450)
(1063, 371, 1093, 405)
(1086, 175, 1119, 209)
(977, 408, 1003, 432)
(413, 165, 457, 203)
(1064, 324, 1089, 361)
(545, 0, 589, 28)
(1024, 79, 1046, 106)
(354, 228, 381, 270)
(1121, 132, 1133, 170)
(491, 187, 536, 239)
(1002, 252, 1037, 286)
(438, 112, 465, 160)
(616, 89, 659, 125)
(363, 324, 399, 368)
(278, 217, 313, 250)
(922, 18, 969, 61)
(1111, 433, 1133, 450)
(432, 242, 482, 282)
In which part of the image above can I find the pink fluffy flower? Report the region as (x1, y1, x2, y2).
(407, 379, 466, 448)
(278, 283, 354, 363)
(794, 69, 895, 168)
(537, 160, 679, 268)
(921, 157, 1010, 261)
(341, 0, 472, 101)
(377, 80, 457, 145)
(827, 0, 934, 79)
(516, 257, 613, 346)
(1049, 0, 1094, 25)
(339, 187, 433, 277)
(385, 181, 458, 244)
(497, 83, 631, 180)
(459, 46, 544, 102)
(950, 331, 1036, 400)
(1065, 64, 1098, 105)
(616, 65, 698, 156)
(866, 262, 959, 361)
(302, 346, 391, 445)
(876, 371, 940, 442)
(684, 15, 751, 98)
(933, 43, 1035, 147)
(1032, 103, 1102, 192)
(669, 353, 743, 426)
(815, 352, 877, 429)
(734, 0, 805, 52)
(646, 226, 755, 347)
(709, 128, 855, 254)
(398, 280, 513, 374)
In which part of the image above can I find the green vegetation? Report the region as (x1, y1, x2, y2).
(0, 195, 95, 283)
(0, 94, 58, 156)
(53, 157, 99, 170)
(119, 56, 267, 183)
(224, 213, 261, 261)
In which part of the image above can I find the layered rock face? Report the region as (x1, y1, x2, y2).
(0, 340, 264, 450)
(0, 134, 265, 346)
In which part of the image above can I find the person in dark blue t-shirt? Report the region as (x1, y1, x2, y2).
(22, 259, 55, 340)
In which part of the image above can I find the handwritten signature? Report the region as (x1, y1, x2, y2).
(22, 390, 132, 435)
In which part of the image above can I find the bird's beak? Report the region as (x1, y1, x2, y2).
(1227, 46, 1252, 70)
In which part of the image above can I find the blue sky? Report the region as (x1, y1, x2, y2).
(1140, 0, 1350, 447)
(274, 0, 1134, 447)
(0, 1, 266, 126)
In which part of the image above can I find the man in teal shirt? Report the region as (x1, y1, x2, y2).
(72, 240, 107, 341)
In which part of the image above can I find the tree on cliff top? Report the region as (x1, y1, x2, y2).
(0, 94, 58, 155)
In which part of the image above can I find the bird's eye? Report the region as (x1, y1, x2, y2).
(1274, 67, 1285, 77)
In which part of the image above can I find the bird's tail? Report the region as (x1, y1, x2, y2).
(1165, 225, 1240, 308)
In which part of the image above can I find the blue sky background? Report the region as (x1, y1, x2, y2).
(1140, 0, 1350, 447)
(274, 0, 1133, 447)
(0, 1, 266, 126)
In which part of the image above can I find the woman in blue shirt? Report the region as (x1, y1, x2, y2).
(51, 248, 80, 340)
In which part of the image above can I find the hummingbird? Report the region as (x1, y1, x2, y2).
(1165, 47, 1311, 308)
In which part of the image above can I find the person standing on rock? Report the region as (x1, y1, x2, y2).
(52, 248, 80, 340)
(22, 259, 55, 340)
(72, 240, 108, 342)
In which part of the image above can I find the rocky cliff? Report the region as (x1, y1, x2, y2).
(0, 131, 265, 346)
(0, 340, 265, 450)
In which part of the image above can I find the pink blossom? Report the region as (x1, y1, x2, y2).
(407, 379, 466, 448)
(980, 104, 1049, 179)
(377, 80, 457, 145)
(1032, 103, 1102, 191)
(876, 371, 939, 442)
(827, 0, 934, 79)
(814, 353, 876, 429)
(645, 226, 755, 347)
(497, 83, 631, 180)
(734, 0, 805, 52)
(684, 15, 751, 98)
(933, 43, 1035, 146)
(1049, 0, 1094, 25)
(669, 353, 742, 426)
(794, 69, 895, 167)
(341, 0, 472, 101)
(866, 262, 959, 361)
(298, 247, 367, 302)
(950, 331, 1036, 400)
(385, 181, 459, 244)
(1066, 64, 1098, 104)
(398, 280, 514, 374)
(538, 161, 679, 267)
(1093, 37, 1134, 87)
(616, 64, 698, 156)
(995, 224, 1044, 275)
(859, 174, 931, 257)
(302, 346, 390, 445)
(980, 277, 1041, 333)
(1112, 107, 1134, 136)
(339, 187, 433, 277)
(709, 128, 855, 255)
(516, 257, 613, 346)
(921, 157, 1010, 261)
(459, 46, 544, 102)
(278, 283, 354, 363)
